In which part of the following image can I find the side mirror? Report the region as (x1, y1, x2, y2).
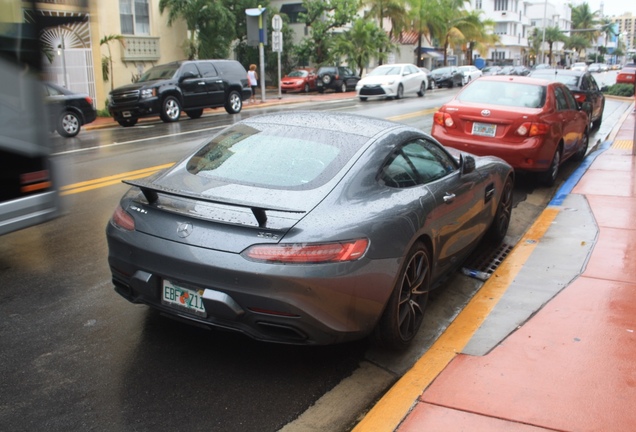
(460, 154, 476, 174)
(600, 86, 609, 92)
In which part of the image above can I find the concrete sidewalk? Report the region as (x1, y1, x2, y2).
(354, 104, 636, 431)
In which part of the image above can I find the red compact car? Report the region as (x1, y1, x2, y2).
(431, 75, 590, 186)
(281, 68, 317, 93)
(616, 64, 635, 85)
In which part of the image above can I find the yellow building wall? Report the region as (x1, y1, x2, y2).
(92, 0, 188, 109)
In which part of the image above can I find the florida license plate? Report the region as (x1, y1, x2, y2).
(161, 280, 206, 317)
(472, 122, 496, 137)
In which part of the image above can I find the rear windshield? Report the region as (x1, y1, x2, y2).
(138, 64, 179, 82)
(288, 70, 308, 77)
(532, 72, 579, 87)
(186, 123, 366, 190)
(458, 80, 546, 108)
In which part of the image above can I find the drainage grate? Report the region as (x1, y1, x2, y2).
(462, 242, 514, 281)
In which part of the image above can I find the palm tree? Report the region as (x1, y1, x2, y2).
(407, 0, 438, 67)
(564, 33, 590, 63)
(332, 18, 393, 76)
(100, 34, 125, 92)
(361, 0, 407, 65)
(459, 10, 498, 65)
(434, 0, 474, 66)
(544, 26, 565, 66)
(570, 2, 599, 46)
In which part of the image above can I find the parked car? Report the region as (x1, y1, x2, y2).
(499, 66, 516, 75)
(457, 65, 482, 85)
(512, 65, 531, 76)
(431, 75, 590, 186)
(570, 62, 587, 72)
(587, 63, 604, 73)
(532, 63, 552, 70)
(616, 63, 636, 85)
(481, 66, 503, 76)
(108, 60, 251, 127)
(315, 66, 360, 93)
(356, 63, 428, 101)
(529, 69, 605, 130)
(106, 111, 514, 349)
(429, 66, 464, 88)
(44, 82, 97, 138)
(281, 68, 317, 93)
(419, 67, 436, 89)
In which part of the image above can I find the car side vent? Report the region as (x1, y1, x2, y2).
(485, 183, 495, 203)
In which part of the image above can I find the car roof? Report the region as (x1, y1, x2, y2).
(477, 75, 549, 85)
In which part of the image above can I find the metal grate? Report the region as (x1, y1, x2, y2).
(462, 242, 513, 281)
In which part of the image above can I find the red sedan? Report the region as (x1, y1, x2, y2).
(431, 75, 590, 186)
(616, 64, 635, 85)
(281, 68, 317, 93)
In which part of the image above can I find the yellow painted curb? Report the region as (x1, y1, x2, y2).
(352, 207, 560, 432)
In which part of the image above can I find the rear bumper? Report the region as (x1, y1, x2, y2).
(106, 223, 396, 345)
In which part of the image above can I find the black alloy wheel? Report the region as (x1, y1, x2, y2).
(486, 176, 514, 244)
(373, 241, 431, 350)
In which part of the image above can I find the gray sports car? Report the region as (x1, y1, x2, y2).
(106, 112, 513, 349)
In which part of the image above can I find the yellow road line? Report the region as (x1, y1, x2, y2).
(352, 207, 560, 432)
(388, 108, 438, 122)
(60, 163, 174, 196)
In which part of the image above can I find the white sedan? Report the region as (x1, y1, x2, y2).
(458, 65, 482, 85)
(356, 63, 428, 101)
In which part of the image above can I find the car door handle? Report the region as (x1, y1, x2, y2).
(198, 82, 206, 85)
(443, 193, 456, 203)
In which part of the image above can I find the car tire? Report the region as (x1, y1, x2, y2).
(322, 75, 332, 85)
(395, 84, 404, 99)
(339, 82, 347, 93)
(317, 88, 324, 94)
(417, 82, 425, 97)
(372, 241, 431, 350)
(160, 96, 181, 123)
(57, 111, 81, 138)
(185, 109, 203, 119)
(429, 80, 436, 90)
(117, 118, 138, 127)
(448, 80, 454, 88)
(539, 147, 561, 186)
(359, 97, 368, 102)
(224, 90, 242, 114)
(486, 176, 513, 244)
(304, 84, 310, 93)
(573, 128, 589, 162)
(592, 103, 604, 130)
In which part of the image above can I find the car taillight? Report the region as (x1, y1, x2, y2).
(111, 205, 135, 231)
(85, 96, 93, 105)
(516, 122, 549, 137)
(20, 170, 51, 193)
(573, 93, 586, 103)
(433, 112, 455, 128)
(244, 239, 369, 263)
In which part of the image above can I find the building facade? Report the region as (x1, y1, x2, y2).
(37, 0, 187, 111)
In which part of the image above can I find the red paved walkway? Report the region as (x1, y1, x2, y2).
(397, 110, 636, 431)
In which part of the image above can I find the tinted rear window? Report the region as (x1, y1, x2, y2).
(458, 80, 546, 108)
(186, 123, 367, 190)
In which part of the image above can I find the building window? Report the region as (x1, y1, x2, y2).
(495, 23, 507, 35)
(280, 3, 307, 24)
(120, 0, 150, 35)
(475, 0, 482, 9)
(494, 0, 508, 11)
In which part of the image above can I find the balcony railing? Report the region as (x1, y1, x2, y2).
(121, 36, 160, 61)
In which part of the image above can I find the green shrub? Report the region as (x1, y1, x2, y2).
(604, 83, 635, 97)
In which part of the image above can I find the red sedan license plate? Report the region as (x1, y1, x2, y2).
(161, 280, 206, 317)
(472, 122, 496, 137)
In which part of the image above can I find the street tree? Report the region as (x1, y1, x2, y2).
(362, 0, 407, 64)
(407, 0, 438, 67)
(430, 0, 474, 66)
(570, 2, 599, 45)
(544, 26, 566, 66)
(100, 34, 125, 91)
(159, 0, 234, 59)
(564, 33, 590, 62)
(331, 18, 393, 76)
(298, 0, 359, 64)
(460, 10, 498, 66)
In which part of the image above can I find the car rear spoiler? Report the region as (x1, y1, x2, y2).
(123, 179, 305, 228)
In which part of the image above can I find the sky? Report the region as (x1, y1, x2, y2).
(579, 0, 635, 17)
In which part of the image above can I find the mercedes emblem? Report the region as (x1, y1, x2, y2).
(177, 222, 193, 238)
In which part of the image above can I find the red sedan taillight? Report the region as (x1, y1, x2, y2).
(244, 239, 369, 263)
(433, 112, 455, 128)
(573, 93, 586, 103)
(516, 122, 549, 137)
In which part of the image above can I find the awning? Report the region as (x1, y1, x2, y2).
(417, 47, 443, 58)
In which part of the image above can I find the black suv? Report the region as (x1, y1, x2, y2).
(315, 66, 360, 93)
(108, 60, 251, 127)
